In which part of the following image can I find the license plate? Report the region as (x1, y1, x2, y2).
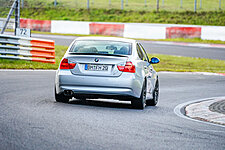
(85, 64, 108, 71)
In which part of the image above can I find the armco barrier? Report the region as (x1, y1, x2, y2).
(20, 19, 51, 32)
(166, 27, 201, 39)
(124, 24, 166, 39)
(0, 34, 55, 64)
(201, 26, 225, 41)
(16, 19, 225, 41)
(51, 20, 90, 35)
(89, 23, 124, 37)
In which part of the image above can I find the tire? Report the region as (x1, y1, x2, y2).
(146, 81, 159, 106)
(131, 83, 146, 109)
(55, 88, 70, 103)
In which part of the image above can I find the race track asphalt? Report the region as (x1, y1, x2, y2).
(0, 71, 225, 150)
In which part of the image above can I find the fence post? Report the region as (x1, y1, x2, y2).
(17, 0, 20, 27)
(21, 0, 24, 8)
(145, 0, 147, 7)
(180, 0, 183, 8)
(219, 0, 222, 9)
(87, 0, 90, 9)
(126, 0, 128, 6)
(162, 0, 164, 7)
(121, 0, 124, 10)
(156, 0, 159, 12)
(109, 0, 111, 6)
(54, 0, 57, 7)
(200, 0, 202, 9)
(194, 0, 197, 12)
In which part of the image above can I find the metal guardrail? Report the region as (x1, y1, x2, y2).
(0, 34, 55, 64)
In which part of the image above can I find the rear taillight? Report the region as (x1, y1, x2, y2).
(117, 61, 135, 73)
(60, 58, 76, 69)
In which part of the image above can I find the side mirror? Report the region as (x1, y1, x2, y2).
(150, 57, 160, 64)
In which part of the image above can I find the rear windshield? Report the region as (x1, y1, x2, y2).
(69, 40, 132, 55)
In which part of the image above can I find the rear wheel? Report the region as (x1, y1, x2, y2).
(131, 83, 146, 109)
(146, 81, 159, 106)
(55, 88, 70, 103)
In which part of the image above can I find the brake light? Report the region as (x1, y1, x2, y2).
(60, 58, 76, 69)
(117, 61, 135, 73)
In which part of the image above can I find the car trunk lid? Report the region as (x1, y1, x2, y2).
(67, 54, 128, 77)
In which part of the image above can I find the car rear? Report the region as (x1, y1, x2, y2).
(55, 37, 143, 101)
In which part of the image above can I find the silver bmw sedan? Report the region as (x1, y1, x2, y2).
(55, 37, 160, 109)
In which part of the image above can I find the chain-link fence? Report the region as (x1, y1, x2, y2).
(0, 0, 16, 31)
(1, 0, 224, 11)
(0, 0, 14, 17)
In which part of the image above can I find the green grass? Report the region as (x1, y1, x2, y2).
(0, 45, 225, 73)
(149, 54, 225, 73)
(17, 8, 225, 26)
(16, 0, 225, 11)
(1, 1, 225, 26)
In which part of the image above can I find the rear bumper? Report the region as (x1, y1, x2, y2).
(55, 70, 143, 99)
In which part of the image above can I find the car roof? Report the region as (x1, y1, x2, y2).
(75, 37, 136, 43)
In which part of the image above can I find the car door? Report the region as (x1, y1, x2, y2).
(138, 43, 156, 99)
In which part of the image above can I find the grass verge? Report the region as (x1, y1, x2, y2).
(18, 0, 225, 12)
(0, 45, 225, 73)
(1, 8, 225, 26)
(149, 54, 225, 73)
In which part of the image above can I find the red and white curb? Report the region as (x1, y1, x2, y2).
(185, 98, 225, 125)
(174, 97, 225, 128)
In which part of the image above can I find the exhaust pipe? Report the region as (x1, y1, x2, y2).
(64, 90, 74, 96)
